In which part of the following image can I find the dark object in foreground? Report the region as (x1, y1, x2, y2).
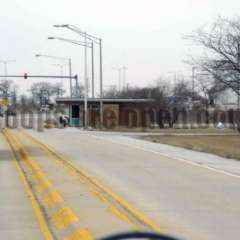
(99, 231, 181, 240)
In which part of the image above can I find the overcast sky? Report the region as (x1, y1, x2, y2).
(0, 0, 239, 96)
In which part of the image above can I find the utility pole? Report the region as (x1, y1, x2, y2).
(0, 60, 16, 81)
(84, 32, 88, 129)
(118, 69, 121, 91)
(69, 59, 73, 97)
(0, 60, 16, 128)
(91, 42, 95, 98)
(99, 38, 103, 128)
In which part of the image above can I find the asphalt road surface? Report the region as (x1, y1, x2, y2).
(1, 128, 240, 240)
(0, 132, 43, 240)
(26, 128, 240, 240)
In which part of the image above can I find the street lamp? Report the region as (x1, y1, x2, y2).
(35, 54, 73, 97)
(112, 67, 122, 92)
(0, 60, 16, 80)
(53, 63, 65, 95)
(47, 37, 95, 98)
(122, 66, 128, 91)
(52, 24, 103, 128)
(0, 59, 16, 128)
(113, 66, 128, 92)
(48, 36, 94, 128)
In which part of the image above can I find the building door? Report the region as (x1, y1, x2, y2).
(71, 105, 80, 126)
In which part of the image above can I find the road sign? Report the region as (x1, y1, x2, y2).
(0, 99, 9, 107)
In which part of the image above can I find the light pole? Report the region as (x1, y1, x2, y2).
(91, 42, 95, 98)
(122, 65, 127, 91)
(35, 54, 73, 97)
(0, 59, 15, 128)
(48, 36, 93, 128)
(112, 67, 122, 91)
(84, 31, 88, 127)
(52, 64, 65, 97)
(53, 24, 103, 128)
(0, 60, 16, 80)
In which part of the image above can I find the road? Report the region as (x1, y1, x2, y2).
(1, 128, 240, 240)
(0, 132, 43, 240)
(1, 129, 160, 240)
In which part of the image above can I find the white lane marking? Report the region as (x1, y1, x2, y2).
(89, 134, 240, 180)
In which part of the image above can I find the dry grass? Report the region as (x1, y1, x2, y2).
(103, 127, 238, 134)
(142, 135, 240, 160)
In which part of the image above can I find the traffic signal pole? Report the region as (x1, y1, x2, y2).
(0, 74, 78, 80)
(0, 74, 78, 128)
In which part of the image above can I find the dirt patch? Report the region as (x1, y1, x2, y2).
(142, 135, 240, 160)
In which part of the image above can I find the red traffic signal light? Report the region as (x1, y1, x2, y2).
(24, 73, 28, 79)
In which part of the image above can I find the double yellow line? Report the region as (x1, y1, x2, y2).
(19, 128, 161, 232)
(4, 129, 96, 240)
(3, 129, 54, 240)
(3, 127, 162, 240)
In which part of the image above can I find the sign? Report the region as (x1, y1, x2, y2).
(0, 99, 9, 107)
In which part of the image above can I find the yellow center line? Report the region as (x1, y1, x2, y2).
(2, 130, 54, 240)
(52, 207, 79, 230)
(36, 179, 54, 193)
(19, 128, 161, 232)
(6, 129, 85, 237)
(43, 191, 64, 209)
(64, 228, 94, 240)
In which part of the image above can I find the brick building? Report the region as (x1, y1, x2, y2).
(56, 98, 155, 128)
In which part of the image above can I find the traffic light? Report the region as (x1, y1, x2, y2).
(24, 73, 28, 79)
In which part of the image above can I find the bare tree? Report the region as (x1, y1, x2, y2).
(52, 83, 66, 98)
(103, 86, 119, 98)
(186, 16, 240, 130)
(173, 81, 192, 100)
(195, 74, 227, 109)
(30, 82, 60, 105)
(0, 80, 14, 99)
(0, 80, 18, 108)
(186, 17, 240, 95)
(103, 78, 170, 103)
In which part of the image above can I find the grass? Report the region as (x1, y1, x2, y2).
(142, 135, 240, 160)
(103, 127, 238, 134)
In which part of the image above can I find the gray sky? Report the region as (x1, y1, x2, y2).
(0, 0, 239, 96)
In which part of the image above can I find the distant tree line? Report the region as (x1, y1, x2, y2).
(0, 79, 65, 110)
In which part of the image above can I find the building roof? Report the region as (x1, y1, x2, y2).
(56, 97, 155, 104)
